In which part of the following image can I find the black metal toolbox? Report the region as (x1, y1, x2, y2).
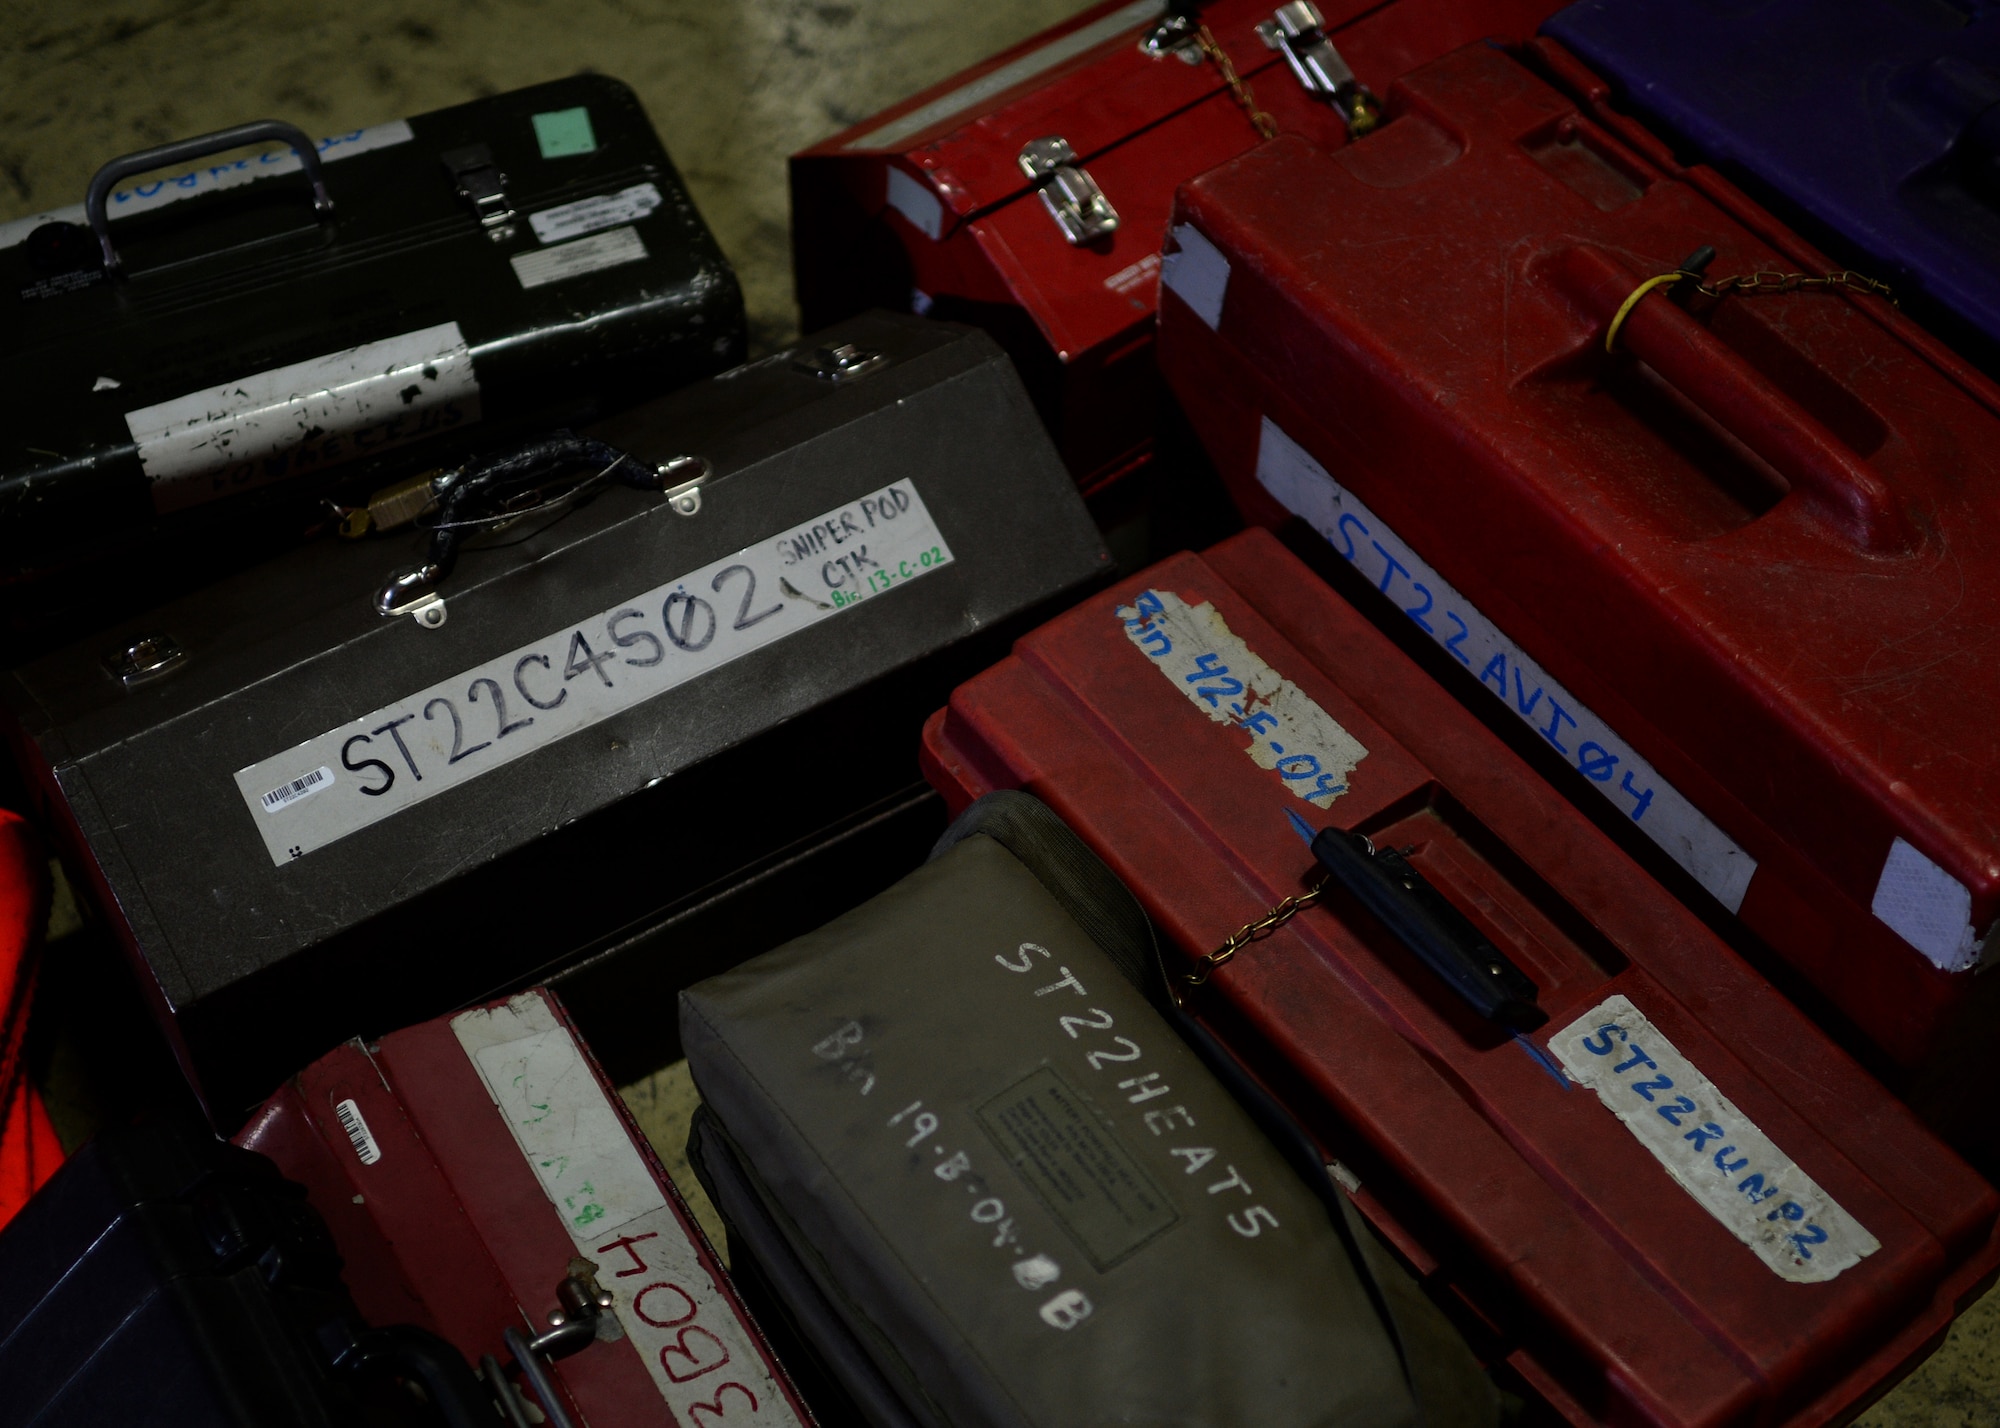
(0, 73, 744, 649)
(2, 312, 1110, 1121)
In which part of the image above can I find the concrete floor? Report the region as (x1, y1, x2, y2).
(3, 1, 1994, 1422)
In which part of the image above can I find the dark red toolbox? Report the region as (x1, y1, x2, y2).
(1153, 40, 2000, 1105)
(236, 985, 810, 1428)
(793, 0, 1561, 494)
(920, 530, 2000, 1428)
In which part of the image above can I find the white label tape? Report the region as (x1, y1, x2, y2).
(885, 166, 943, 241)
(454, 996, 804, 1424)
(511, 225, 649, 289)
(0, 120, 415, 251)
(125, 321, 479, 514)
(1871, 836, 1989, 973)
(1160, 223, 1229, 331)
(1119, 587, 1367, 810)
(1548, 994, 1878, 1283)
(530, 182, 663, 244)
(1255, 416, 1758, 913)
(842, 0, 1164, 151)
(235, 480, 954, 863)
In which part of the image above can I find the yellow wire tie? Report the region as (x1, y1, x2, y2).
(1604, 271, 1687, 354)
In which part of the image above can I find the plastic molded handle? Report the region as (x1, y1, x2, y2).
(1311, 828, 1543, 1028)
(84, 119, 333, 274)
(1561, 245, 1914, 554)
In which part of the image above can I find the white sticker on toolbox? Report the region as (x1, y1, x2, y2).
(125, 321, 479, 514)
(530, 182, 663, 244)
(1255, 417, 1759, 913)
(842, 0, 1164, 151)
(455, 996, 803, 1425)
(0, 120, 415, 251)
(511, 224, 649, 289)
(1872, 837, 1992, 973)
(885, 165, 943, 241)
(1161, 224, 1228, 330)
(1549, 994, 1878, 1283)
(334, 1097, 383, 1166)
(234, 480, 954, 864)
(1119, 587, 1366, 809)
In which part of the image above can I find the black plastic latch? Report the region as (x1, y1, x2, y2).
(440, 144, 515, 236)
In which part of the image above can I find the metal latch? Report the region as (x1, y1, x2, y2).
(375, 565, 449, 629)
(440, 144, 516, 238)
(1256, 2, 1381, 136)
(794, 342, 887, 384)
(1018, 137, 1119, 246)
(104, 633, 186, 688)
(489, 1271, 615, 1428)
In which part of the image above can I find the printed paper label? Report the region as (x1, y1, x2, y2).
(530, 182, 662, 244)
(1118, 587, 1366, 810)
(511, 225, 647, 289)
(1256, 417, 1758, 912)
(1548, 995, 1878, 1283)
(454, 996, 803, 1425)
(0, 120, 415, 251)
(126, 321, 478, 514)
(235, 480, 953, 863)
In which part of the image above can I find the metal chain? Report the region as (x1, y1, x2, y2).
(1184, 873, 1329, 987)
(1606, 256, 1895, 353)
(1196, 24, 1278, 140)
(1694, 269, 1893, 301)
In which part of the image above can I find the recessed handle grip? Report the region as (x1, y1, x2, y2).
(1559, 244, 1914, 554)
(84, 119, 334, 274)
(1311, 828, 1542, 1028)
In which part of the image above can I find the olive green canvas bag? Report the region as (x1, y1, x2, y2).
(680, 791, 1496, 1428)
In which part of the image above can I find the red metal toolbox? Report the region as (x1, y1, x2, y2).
(236, 987, 810, 1428)
(792, 0, 1560, 495)
(1152, 40, 2000, 1106)
(920, 530, 2000, 1428)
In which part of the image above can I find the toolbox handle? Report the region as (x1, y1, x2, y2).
(1559, 245, 1914, 554)
(84, 119, 334, 275)
(1311, 828, 1543, 1029)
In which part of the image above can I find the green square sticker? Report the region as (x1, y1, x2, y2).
(532, 107, 597, 159)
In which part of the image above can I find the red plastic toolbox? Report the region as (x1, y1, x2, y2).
(792, 0, 1560, 494)
(1153, 40, 2000, 1104)
(236, 987, 810, 1428)
(920, 530, 2000, 1428)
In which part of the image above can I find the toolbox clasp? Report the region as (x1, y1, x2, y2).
(441, 144, 518, 240)
(1018, 137, 1120, 246)
(1257, 3, 1382, 136)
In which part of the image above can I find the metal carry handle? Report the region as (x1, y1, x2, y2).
(84, 119, 334, 274)
(1558, 243, 1915, 555)
(1311, 828, 1543, 1028)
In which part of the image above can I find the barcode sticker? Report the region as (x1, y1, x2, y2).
(334, 1097, 383, 1166)
(260, 766, 334, 814)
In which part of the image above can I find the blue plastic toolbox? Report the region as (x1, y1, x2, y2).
(1543, 0, 2000, 361)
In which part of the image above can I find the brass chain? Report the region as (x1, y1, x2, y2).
(1195, 24, 1278, 140)
(1184, 873, 1330, 987)
(1606, 259, 1894, 353)
(1693, 268, 1893, 301)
